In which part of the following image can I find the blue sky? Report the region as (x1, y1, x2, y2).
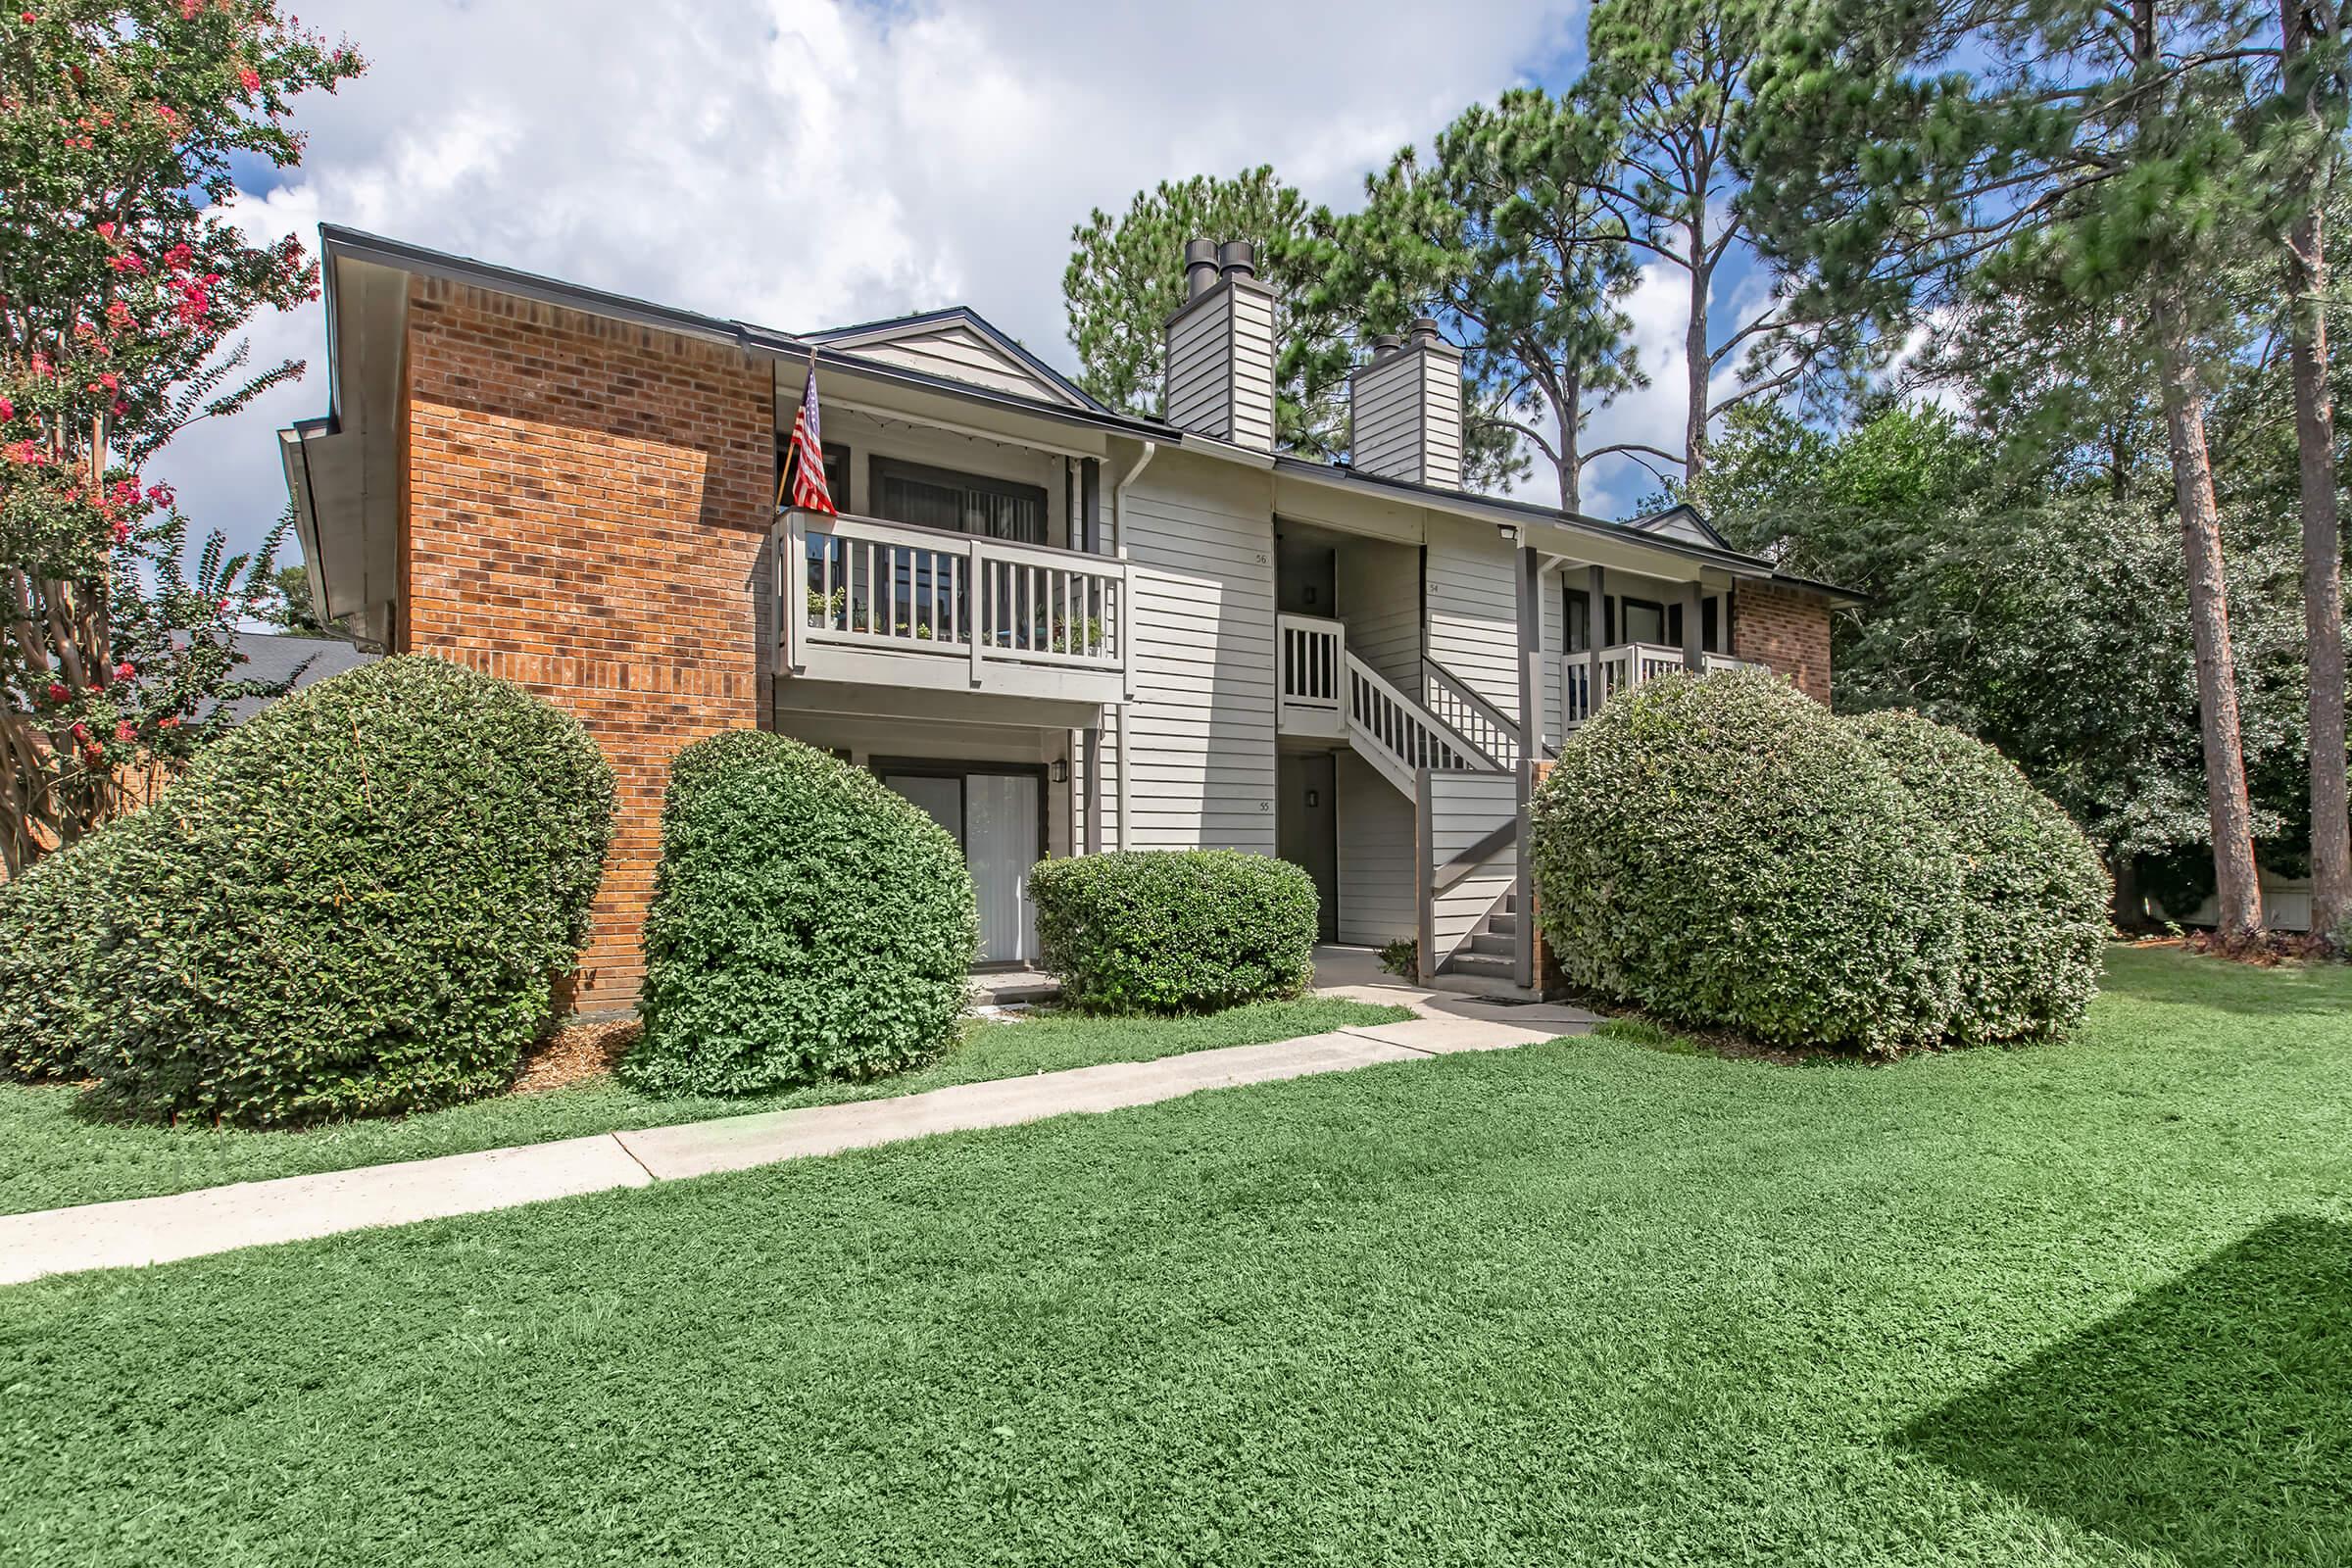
(184, 0, 1777, 572)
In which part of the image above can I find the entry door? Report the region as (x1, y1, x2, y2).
(965, 773, 1040, 963)
(1276, 753, 1339, 943)
(882, 770, 1040, 964)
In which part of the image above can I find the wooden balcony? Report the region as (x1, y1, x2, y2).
(1561, 643, 1765, 728)
(775, 509, 1130, 707)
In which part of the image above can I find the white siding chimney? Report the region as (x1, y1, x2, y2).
(1163, 239, 1277, 451)
(1349, 318, 1463, 489)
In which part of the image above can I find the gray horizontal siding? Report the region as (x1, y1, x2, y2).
(1165, 302, 1230, 434)
(1228, 285, 1277, 451)
(1426, 770, 1516, 964)
(1424, 515, 1518, 716)
(1420, 353, 1463, 488)
(1350, 356, 1425, 479)
(1121, 456, 1275, 853)
(1338, 751, 1415, 945)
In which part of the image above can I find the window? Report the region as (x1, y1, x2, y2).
(871, 457, 1048, 545)
(1563, 590, 1591, 655)
(776, 438, 850, 512)
(1620, 597, 1667, 647)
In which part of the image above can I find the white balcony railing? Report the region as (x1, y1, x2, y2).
(1278, 612, 1492, 793)
(1278, 612, 1344, 730)
(778, 509, 1128, 694)
(1562, 642, 1764, 728)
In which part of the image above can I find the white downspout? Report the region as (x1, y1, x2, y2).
(1111, 438, 1157, 853)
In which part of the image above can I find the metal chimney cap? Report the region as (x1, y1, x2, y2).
(1216, 239, 1257, 278)
(1369, 333, 1403, 360)
(1408, 318, 1444, 346)
(1183, 237, 1221, 301)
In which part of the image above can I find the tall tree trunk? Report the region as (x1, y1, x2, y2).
(1684, 224, 1710, 486)
(1559, 363, 1584, 515)
(2282, 0, 2351, 937)
(2151, 292, 2265, 936)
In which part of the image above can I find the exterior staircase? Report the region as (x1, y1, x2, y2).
(1278, 612, 1538, 1000)
(1429, 890, 1543, 1001)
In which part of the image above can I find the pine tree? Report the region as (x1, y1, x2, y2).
(1317, 89, 1638, 513)
(2268, 0, 2350, 936)
(1061, 168, 1352, 460)
(1741, 0, 2278, 935)
(1580, 0, 1863, 484)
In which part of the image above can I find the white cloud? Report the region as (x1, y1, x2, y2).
(1570, 248, 1804, 517)
(172, 0, 1580, 560)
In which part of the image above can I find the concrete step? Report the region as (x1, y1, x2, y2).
(1445, 952, 1517, 981)
(1488, 910, 1517, 937)
(1423, 969, 1544, 1003)
(1468, 932, 1514, 956)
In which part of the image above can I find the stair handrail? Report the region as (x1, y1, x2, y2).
(1345, 652, 1489, 776)
(1421, 657, 1560, 765)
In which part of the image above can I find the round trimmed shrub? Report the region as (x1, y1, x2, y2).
(0, 822, 136, 1081)
(626, 731, 975, 1096)
(1531, 670, 1963, 1056)
(1030, 850, 1318, 1012)
(80, 657, 615, 1126)
(1847, 709, 2111, 1043)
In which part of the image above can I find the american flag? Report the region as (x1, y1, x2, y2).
(780, 357, 837, 514)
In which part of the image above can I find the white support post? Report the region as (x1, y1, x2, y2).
(1513, 544, 1542, 992)
(782, 510, 804, 675)
(1118, 562, 1135, 700)
(968, 536, 985, 687)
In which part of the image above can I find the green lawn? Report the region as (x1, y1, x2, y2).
(0, 996, 1409, 1216)
(4, 946, 2348, 1566)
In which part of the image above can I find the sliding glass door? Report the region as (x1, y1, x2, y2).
(880, 766, 1041, 965)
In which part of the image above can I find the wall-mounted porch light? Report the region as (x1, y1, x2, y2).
(1496, 522, 1520, 544)
(1052, 759, 1070, 784)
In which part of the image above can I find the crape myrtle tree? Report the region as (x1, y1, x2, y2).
(1740, 0, 2282, 936)
(1312, 89, 1638, 514)
(0, 0, 361, 870)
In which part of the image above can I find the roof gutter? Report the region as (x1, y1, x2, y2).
(1110, 437, 1157, 854)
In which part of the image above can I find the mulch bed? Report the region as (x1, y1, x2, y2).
(2127, 931, 2347, 966)
(511, 1017, 641, 1095)
(2178, 929, 2343, 965)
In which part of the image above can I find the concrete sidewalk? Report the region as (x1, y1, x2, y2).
(0, 964, 1595, 1287)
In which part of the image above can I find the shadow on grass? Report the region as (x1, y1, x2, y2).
(1900, 1217, 2352, 1566)
(2098, 945, 2352, 1022)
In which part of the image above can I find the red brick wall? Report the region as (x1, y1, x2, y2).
(1733, 583, 1832, 705)
(402, 277, 773, 1008)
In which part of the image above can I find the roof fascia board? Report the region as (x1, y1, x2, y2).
(321, 225, 748, 350)
(807, 306, 1102, 412)
(318, 226, 1167, 443)
(755, 334, 1174, 442)
(1267, 457, 1862, 604)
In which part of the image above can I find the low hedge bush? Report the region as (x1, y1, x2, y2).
(627, 731, 975, 1096)
(1531, 671, 1963, 1056)
(1031, 850, 1318, 1012)
(0, 823, 136, 1081)
(1847, 709, 2111, 1043)
(80, 657, 615, 1126)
